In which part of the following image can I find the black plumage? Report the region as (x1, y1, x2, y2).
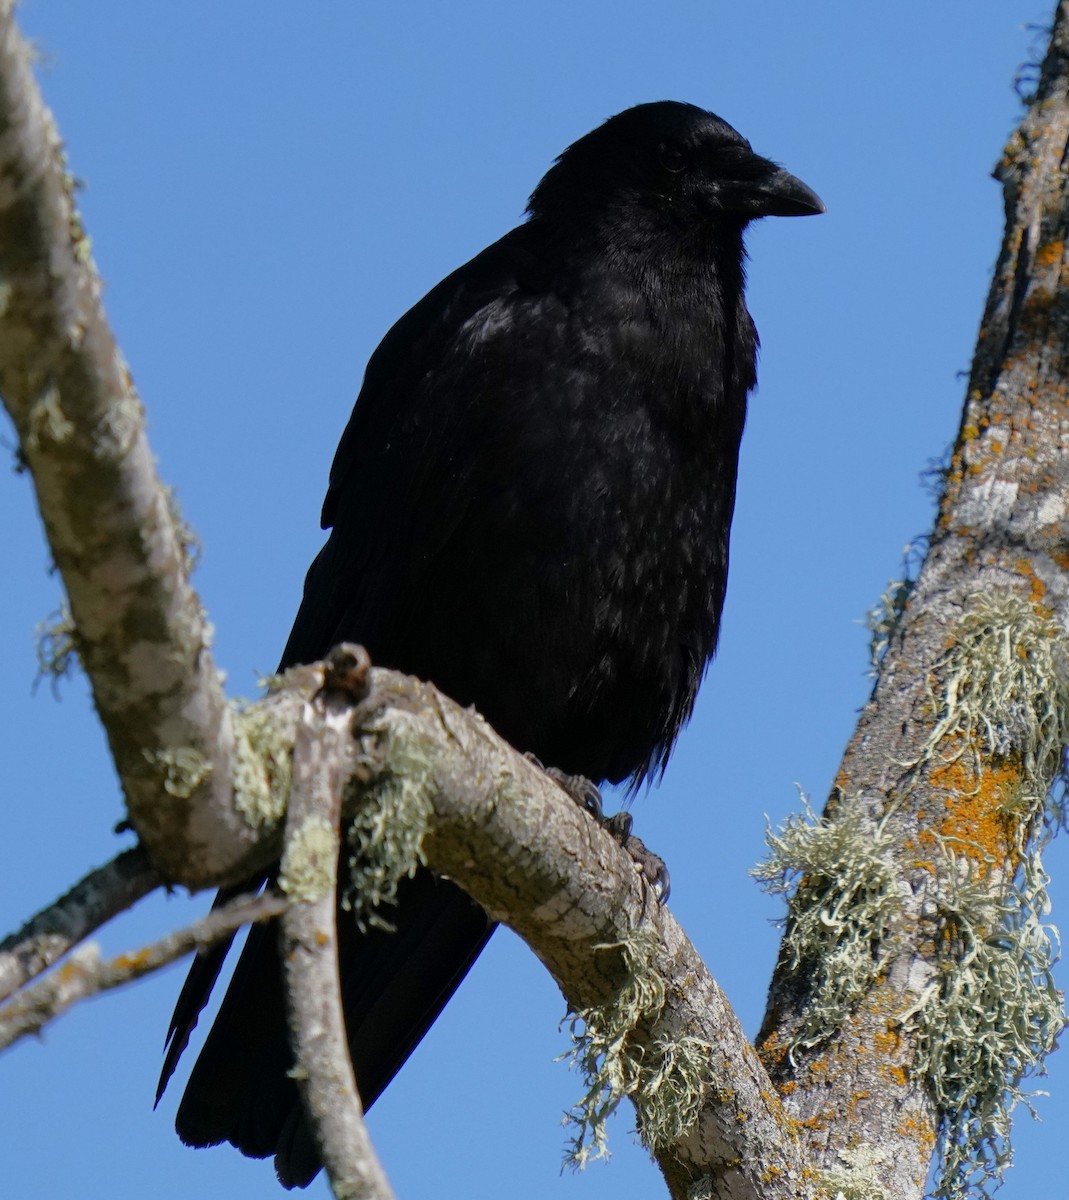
(158, 100, 822, 1187)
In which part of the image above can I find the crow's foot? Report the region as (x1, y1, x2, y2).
(526, 755, 670, 902)
(615, 825, 670, 903)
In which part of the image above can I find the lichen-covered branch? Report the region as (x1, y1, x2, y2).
(0, 16, 804, 1185)
(0, 890, 286, 1051)
(0, 640, 816, 1197)
(0, 846, 160, 1002)
(757, 6, 1069, 1199)
(279, 647, 396, 1200)
(0, 1, 269, 889)
(343, 664, 815, 1200)
(10, 0, 1065, 1190)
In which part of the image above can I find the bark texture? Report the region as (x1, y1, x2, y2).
(758, 7, 1069, 1199)
(0, 890, 286, 1050)
(2, 1, 1067, 1196)
(0, 1, 264, 889)
(0, 847, 159, 1001)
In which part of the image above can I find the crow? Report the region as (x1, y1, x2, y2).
(158, 100, 823, 1187)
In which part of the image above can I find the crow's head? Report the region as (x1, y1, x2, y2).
(528, 100, 824, 230)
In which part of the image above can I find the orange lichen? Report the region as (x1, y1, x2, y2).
(885, 1063, 909, 1087)
(873, 1020, 902, 1058)
(895, 1113, 937, 1153)
(758, 1086, 788, 1119)
(1014, 557, 1049, 608)
(757, 1028, 789, 1070)
(921, 743, 1021, 869)
(1035, 238, 1064, 267)
(790, 1110, 833, 1133)
(111, 949, 152, 972)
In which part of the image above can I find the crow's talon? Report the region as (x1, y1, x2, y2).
(528, 755, 604, 820)
(624, 834, 671, 904)
(605, 811, 633, 843)
(527, 754, 668, 902)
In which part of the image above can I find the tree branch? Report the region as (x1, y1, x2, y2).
(330, 662, 814, 1200)
(0, 845, 160, 1002)
(7, 0, 1064, 1193)
(758, 6, 1069, 1199)
(0, 0, 272, 890)
(0, 889, 287, 1051)
(2, 642, 814, 1197)
(279, 647, 396, 1200)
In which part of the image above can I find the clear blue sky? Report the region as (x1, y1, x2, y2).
(1, 3, 1063, 1198)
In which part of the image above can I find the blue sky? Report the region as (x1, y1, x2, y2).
(1, 3, 1063, 1198)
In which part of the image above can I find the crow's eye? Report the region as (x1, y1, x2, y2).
(659, 146, 687, 174)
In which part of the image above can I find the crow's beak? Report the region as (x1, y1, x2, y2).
(751, 165, 825, 217)
(717, 158, 825, 219)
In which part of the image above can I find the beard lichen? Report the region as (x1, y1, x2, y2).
(866, 577, 914, 674)
(754, 588, 1067, 1199)
(919, 590, 1069, 805)
(561, 926, 712, 1168)
(912, 849, 1062, 1200)
(343, 712, 435, 932)
(752, 793, 902, 1055)
(906, 589, 1069, 1200)
(35, 600, 79, 688)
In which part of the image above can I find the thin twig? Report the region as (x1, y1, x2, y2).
(0, 890, 287, 1052)
(0, 846, 161, 1002)
(279, 649, 395, 1200)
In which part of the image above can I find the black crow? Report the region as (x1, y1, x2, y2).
(158, 100, 823, 1187)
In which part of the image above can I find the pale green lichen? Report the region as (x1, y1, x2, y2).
(95, 389, 143, 457)
(561, 927, 711, 1168)
(343, 712, 435, 931)
(758, 589, 1068, 1199)
(819, 1143, 889, 1200)
(35, 601, 79, 686)
(866, 577, 914, 674)
(25, 381, 73, 452)
(163, 485, 201, 577)
(907, 590, 1066, 1198)
(258, 671, 289, 695)
(632, 1032, 713, 1151)
(231, 699, 297, 828)
(912, 850, 1062, 1200)
(280, 814, 339, 903)
(919, 590, 1069, 811)
(752, 794, 901, 1054)
(56, 123, 101, 286)
(144, 745, 212, 799)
